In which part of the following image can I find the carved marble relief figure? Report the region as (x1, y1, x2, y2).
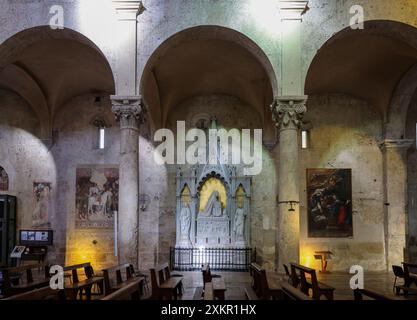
(234, 185, 247, 245)
(32, 182, 51, 228)
(178, 185, 192, 247)
(0, 166, 8, 191)
(202, 191, 223, 217)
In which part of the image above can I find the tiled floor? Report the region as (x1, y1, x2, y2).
(169, 271, 417, 300)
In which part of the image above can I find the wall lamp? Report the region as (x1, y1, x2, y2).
(278, 200, 300, 212)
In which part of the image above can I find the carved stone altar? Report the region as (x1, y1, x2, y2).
(175, 162, 251, 249)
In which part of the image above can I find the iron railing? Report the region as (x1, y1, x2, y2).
(170, 247, 255, 271)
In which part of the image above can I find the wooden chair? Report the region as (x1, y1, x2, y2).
(63, 263, 104, 300)
(0, 264, 50, 298)
(150, 263, 183, 300)
(290, 263, 335, 300)
(102, 263, 144, 298)
(249, 262, 282, 300)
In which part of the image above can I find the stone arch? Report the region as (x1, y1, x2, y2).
(0, 26, 116, 138)
(140, 25, 277, 141)
(305, 20, 417, 127)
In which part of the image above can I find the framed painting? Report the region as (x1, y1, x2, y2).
(307, 169, 353, 238)
(75, 166, 119, 229)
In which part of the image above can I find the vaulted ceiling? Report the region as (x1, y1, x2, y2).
(141, 26, 275, 132)
(306, 21, 417, 120)
(0, 27, 115, 137)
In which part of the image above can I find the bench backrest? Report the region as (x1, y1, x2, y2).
(101, 280, 141, 300)
(150, 263, 169, 290)
(353, 289, 393, 301)
(290, 263, 320, 299)
(281, 282, 313, 301)
(402, 262, 417, 286)
(1, 264, 48, 296)
(63, 262, 94, 283)
(4, 286, 65, 300)
(102, 263, 133, 295)
(202, 263, 213, 284)
(249, 263, 269, 299)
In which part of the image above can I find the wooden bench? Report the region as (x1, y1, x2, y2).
(102, 263, 144, 298)
(63, 263, 104, 300)
(353, 288, 395, 300)
(281, 281, 313, 300)
(395, 262, 417, 296)
(290, 263, 335, 300)
(0, 264, 50, 298)
(3, 286, 66, 300)
(150, 263, 183, 300)
(249, 263, 282, 300)
(204, 282, 214, 300)
(201, 264, 226, 300)
(244, 285, 259, 300)
(101, 280, 143, 300)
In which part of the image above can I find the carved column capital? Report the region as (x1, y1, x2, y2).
(111, 95, 146, 130)
(271, 96, 308, 130)
(379, 139, 414, 152)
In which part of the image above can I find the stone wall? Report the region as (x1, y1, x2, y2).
(300, 94, 385, 271)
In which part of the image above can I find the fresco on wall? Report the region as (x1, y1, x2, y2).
(307, 169, 353, 238)
(0, 166, 8, 191)
(75, 166, 118, 229)
(32, 182, 51, 228)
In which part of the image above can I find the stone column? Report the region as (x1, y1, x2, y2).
(111, 96, 145, 266)
(380, 139, 413, 268)
(111, 1, 144, 267)
(271, 96, 307, 267)
(271, 1, 309, 268)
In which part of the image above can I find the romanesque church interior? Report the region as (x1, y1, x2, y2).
(1, 0, 417, 304)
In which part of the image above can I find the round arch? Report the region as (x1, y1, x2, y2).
(140, 25, 277, 139)
(305, 20, 417, 132)
(0, 26, 115, 138)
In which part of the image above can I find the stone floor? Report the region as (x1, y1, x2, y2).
(170, 271, 417, 300)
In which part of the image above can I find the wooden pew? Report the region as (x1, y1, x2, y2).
(102, 263, 144, 297)
(204, 282, 214, 300)
(0, 264, 50, 298)
(63, 263, 104, 300)
(395, 262, 417, 296)
(244, 285, 259, 300)
(281, 282, 313, 301)
(3, 286, 65, 300)
(101, 280, 142, 300)
(150, 263, 183, 300)
(353, 288, 395, 300)
(249, 263, 282, 300)
(290, 263, 335, 300)
(201, 264, 226, 300)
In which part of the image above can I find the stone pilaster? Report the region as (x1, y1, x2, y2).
(380, 139, 413, 268)
(279, 1, 309, 95)
(111, 95, 145, 267)
(112, 0, 145, 95)
(271, 96, 307, 268)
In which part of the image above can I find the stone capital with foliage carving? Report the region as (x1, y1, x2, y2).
(271, 96, 308, 130)
(111, 95, 146, 130)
